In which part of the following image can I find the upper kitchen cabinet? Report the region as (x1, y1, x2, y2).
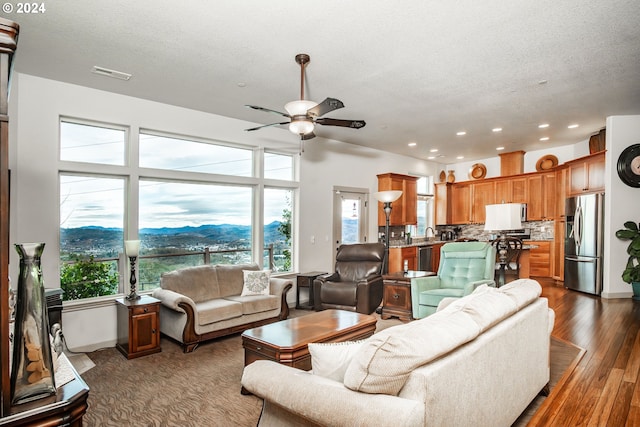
(567, 151, 605, 196)
(527, 172, 556, 220)
(450, 182, 472, 224)
(495, 176, 527, 204)
(471, 181, 495, 223)
(377, 173, 419, 226)
(434, 183, 451, 225)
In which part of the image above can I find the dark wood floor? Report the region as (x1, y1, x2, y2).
(529, 278, 640, 426)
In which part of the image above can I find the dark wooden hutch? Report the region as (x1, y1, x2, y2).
(0, 17, 89, 425)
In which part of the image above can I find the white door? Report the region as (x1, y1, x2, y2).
(333, 189, 369, 254)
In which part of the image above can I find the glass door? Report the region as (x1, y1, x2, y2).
(333, 189, 369, 254)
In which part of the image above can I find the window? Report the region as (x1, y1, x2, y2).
(138, 180, 253, 289)
(59, 120, 297, 301)
(60, 120, 126, 165)
(264, 152, 293, 180)
(264, 188, 293, 272)
(139, 132, 253, 176)
(415, 176, 435, 237)
(59, 174, 124, 300)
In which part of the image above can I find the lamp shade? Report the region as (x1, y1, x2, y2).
(373, 190, 403, 203)
(288, 118, 315, 135)
(484, 203, 522, 231)
(124, 240, 140, 257)
(284, 100, 317, 116)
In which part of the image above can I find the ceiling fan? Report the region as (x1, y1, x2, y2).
(244, 53, 366, 141)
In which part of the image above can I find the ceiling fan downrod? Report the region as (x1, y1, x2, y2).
(295, 53, 310, 101)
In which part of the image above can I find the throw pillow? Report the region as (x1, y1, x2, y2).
(308, 340, 367, 382)
(241, 270, 271, 296)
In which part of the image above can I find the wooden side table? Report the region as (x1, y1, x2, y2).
(296, 271, 326, 310)
(116, 295, 161, 359)
(381, 271, 435, 321)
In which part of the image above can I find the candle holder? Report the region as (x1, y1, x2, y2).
(125, 240, 141, 300)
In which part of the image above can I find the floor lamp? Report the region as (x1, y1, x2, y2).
(374, 190, 403, 274)
(484, 203, 522, 287)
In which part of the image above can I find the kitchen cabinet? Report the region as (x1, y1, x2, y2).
(471, 181, 495, 223)
(496, 176, 528, 204)
(434, 183, 451, 225)
(553, 221, 565, 281)
(555, 166, 568, 220)
(377, 173, 419, 226)
(450, 183, 471, 224)
(388, 246, 417, 274)
(527, 172, 556, 220)
(431, 243, 443, 271)
(567, 151, 605, 195)
(524, 240, 551, 277)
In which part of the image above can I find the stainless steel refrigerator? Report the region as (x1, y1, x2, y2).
(564, 193, 604, 295)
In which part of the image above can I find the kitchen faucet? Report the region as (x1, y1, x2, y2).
(425, 227, 435, 238)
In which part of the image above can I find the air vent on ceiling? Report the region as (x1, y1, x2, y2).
(91, 66, 132, 81)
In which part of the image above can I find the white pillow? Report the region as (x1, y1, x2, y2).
(241, 270, 271, 296)
(308, 340, 367, 382)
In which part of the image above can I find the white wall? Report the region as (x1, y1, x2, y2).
(602, 115, 640, 298)
(8, 74, 439, 351)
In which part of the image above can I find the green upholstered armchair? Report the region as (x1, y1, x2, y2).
(411, 241, 497, 318)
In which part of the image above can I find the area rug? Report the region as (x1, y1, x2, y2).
(80, 312, 583, 426)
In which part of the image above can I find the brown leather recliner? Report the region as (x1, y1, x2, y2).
(313, 243, 385, 315)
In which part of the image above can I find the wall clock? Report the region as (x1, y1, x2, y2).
(617, 144, 640, 188)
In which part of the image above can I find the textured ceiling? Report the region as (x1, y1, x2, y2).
(4, 0, 640, 162)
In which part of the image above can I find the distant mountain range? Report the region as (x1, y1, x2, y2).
(60, 221, 287, 256)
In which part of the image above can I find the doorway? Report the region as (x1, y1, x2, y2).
(332, 187, 369, 254)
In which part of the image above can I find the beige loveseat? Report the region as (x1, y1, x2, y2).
(152, 263, 292, 352)
(242, 279, 554, 426)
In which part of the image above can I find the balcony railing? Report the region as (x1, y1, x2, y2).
(60, 245, 279, 300)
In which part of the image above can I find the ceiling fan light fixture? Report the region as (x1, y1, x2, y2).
(289, 117, 315, 135)
(284, 100, 317, 116)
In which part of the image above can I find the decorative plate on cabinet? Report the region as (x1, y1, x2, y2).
(468, 163, 487, 180)
(535, 154, 558, 171)
(439, 170, 446, 182)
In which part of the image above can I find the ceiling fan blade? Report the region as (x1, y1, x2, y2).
(245, 122, 289, 132)
(245, 105, 291, 118)
(315, 118, 366, 129)
(306, 98, 344, 118)
(301, 132, 316, 140)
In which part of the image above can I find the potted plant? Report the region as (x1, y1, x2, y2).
(615, 221, 640, 300)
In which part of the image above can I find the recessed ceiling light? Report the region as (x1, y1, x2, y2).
(496, 146, 505, 151)
(568, 124, 579, 129)
(237, 82, 246, 87)
(540, 137, 549, 141)
(456, 131, 466, 136)
(430, 148, 438, 153)
(492, 127, 503, 132)
(91, 66, 132, 81)
(408, 142, 417, 147)
(427, 156, 436, 160)
(456, 156, 464, 160)
(538, 123, 549, 129)
(538, 80, 548, 85)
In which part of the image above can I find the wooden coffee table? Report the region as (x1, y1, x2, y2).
(242, 309, 377, 372)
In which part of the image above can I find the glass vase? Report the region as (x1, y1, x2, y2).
(10, 243, 56, 405)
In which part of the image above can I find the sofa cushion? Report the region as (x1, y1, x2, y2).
(308, 340, 367, 382)
(217, 263, 259, 297)
(160, 265, 220, 303)
(343, 308, 481, 395)
(442, 285, 518, 332)
(224, 294, 279, 315)
(195, 299, 243, 325)
(499, 278, 542, 309)
(241, 269, 271, 296)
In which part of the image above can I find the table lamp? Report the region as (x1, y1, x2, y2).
(125, 240, 141, 300)
(484, 203, 522, 287)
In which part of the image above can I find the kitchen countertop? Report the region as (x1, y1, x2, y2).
(389, 239, 550, 249)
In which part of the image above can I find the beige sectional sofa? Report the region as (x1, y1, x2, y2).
(241, 279, 554, 426)
(152, 263, 292, 352)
